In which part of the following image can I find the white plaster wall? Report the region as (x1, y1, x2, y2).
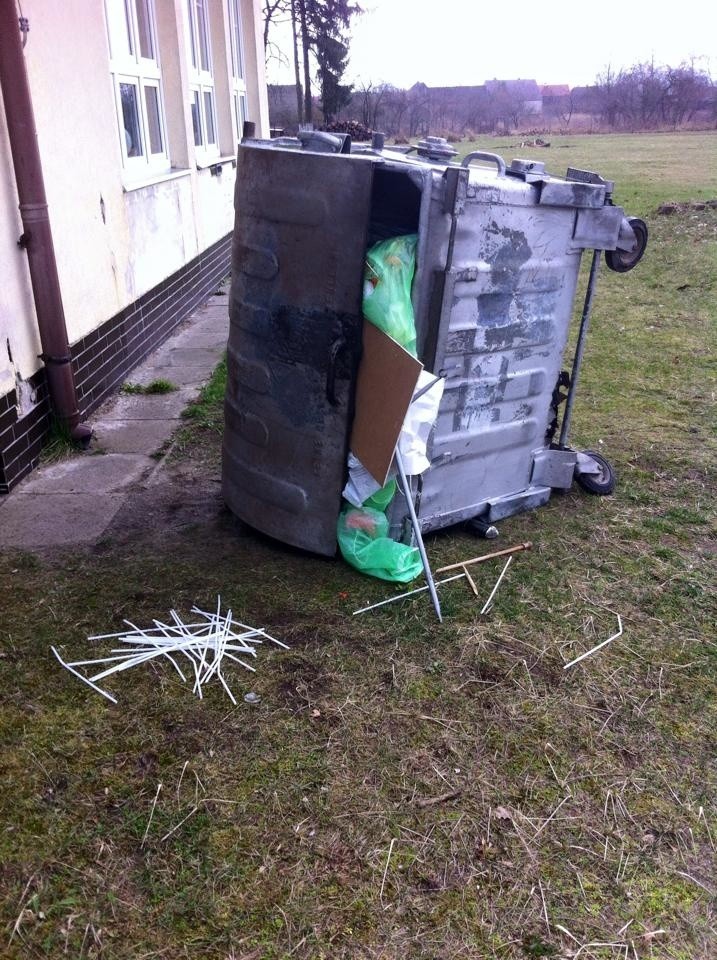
(195, 166, 237, 249)
(245, 0, 270, 136)
(0, 85, 39, 397)
(25, 0, 128, 348)
(0, 0, 268, 392)
(124, 174, 197, 298)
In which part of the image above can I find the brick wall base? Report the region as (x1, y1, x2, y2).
(0, 233, 231, 493)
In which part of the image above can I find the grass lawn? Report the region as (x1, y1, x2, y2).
(1, 131, 715, 960)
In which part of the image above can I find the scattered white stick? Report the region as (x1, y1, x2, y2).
(379, 838, 397, 905)
(52, 601, 286, 704)
(141, 782, 162, 847)
(563, 614, 623, 669)
(51, 647, 118, 704)
(480, 555, 513, 614)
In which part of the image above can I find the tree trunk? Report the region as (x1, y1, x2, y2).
(297, 0, 312, 122)
(291, 0, 303, 123)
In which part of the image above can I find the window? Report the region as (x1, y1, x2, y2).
(105, 0, 170, 176)
(186, 0, 219, 158)
(227, 0, 247, 141)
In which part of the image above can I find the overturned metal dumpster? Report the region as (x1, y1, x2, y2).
(222, 133, 647, 556)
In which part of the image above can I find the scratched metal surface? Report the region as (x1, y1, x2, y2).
(415, 172, 586, 532)
(222, 146, 375, 555)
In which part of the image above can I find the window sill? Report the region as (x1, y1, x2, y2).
(122, 167, 192, 193)
(195, 154, 237, 171)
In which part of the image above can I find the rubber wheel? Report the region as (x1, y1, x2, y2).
(575, 450, 616, 496)
(605, 218, 648, 273)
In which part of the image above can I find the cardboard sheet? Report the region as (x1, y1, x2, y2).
(350, 321, 423, 486)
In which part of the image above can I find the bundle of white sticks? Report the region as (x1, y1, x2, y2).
(51, 598, 288, 705)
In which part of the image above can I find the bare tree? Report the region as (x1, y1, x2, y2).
(406, 83, 430, 136)
(383, 85, 408, 134)
(262, 0, 291, 66)
(355, 80, 390, 130)
(290, 0, 303, 123)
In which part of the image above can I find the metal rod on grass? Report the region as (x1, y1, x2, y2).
(353, 573, 465, 616)
(394, 447, 442, 622)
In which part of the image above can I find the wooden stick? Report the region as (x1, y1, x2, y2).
(436, 541, 532, 574)
(415, 789, 462, 809)
(462, 564, 479, 597)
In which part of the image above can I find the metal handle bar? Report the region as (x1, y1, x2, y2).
(326, 336, 347, 406)
(461, 151, 506, 176)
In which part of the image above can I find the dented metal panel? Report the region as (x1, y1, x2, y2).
(223, 146, 375, 555)
(414, 170, 583, 532)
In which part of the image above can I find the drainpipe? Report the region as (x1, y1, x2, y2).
(0, 0, 91, 444)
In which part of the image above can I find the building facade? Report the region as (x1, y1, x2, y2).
(0, 0, 268, 492)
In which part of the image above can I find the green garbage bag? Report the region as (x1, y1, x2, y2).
(362, 234, 418, 356)
(363, 477, 397, 512)
(337, 235, 423, 583)
(337, 504, 422, 584)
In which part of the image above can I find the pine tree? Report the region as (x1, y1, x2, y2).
(296, 0, 360, 123)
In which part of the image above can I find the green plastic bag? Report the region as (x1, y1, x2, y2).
(362, 235, 418, 356)
(337, 234, 422, 583)
(337, 505, 422, 584)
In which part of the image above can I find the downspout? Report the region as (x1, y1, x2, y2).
(0, 0, 91, 444)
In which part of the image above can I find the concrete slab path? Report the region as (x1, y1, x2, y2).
(0, 287, 229, 550)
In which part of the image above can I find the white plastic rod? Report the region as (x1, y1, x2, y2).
(480, 556, 513, 615)
(353, 573, 465, 615)
(52, 646, 118, 704)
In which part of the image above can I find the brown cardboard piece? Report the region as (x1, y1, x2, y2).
(350, 321, 423, 486)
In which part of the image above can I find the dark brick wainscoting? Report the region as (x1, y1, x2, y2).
(0, 233, 231, 493)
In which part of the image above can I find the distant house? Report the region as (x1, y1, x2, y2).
(1, 0, 269, 492)
(485, 79, 542, 115)
(419, 84, 490, 133)
(540, 84, 571, 116)
(408, 80, 545, 134)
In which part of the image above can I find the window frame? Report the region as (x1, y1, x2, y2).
(105, 0, 170, 177)
(227, 0, 248, 141)
(185, 0, 220, 161)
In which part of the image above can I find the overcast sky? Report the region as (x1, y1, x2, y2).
(265, 0, 717, 89)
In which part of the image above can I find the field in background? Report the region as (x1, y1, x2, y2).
(458, 131, 717, 213)
(1, 131, 715, 959)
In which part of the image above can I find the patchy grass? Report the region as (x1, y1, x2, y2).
(122, 378, 178, 395)
(1, 133, 716, 959)
(180, 355, 226, 431)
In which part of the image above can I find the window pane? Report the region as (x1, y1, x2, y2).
(135, 0, 154, 59)
(234, 92, 246, 137)
(186, 0, 197, 68)
(191, 91, 202, 145)
(197, 0, 210, 73)
(106, 0, 133, 59)
(120, 82, 144, 157)
(203, 90, 216, 144)
(229, 0, 244, 79)
(144, 85, 163, 153)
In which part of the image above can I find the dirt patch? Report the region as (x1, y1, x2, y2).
(97, 456, 227, 551)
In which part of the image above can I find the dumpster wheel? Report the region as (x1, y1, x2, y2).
(605, 218, 648, 273)
(576, 450, 616, 495)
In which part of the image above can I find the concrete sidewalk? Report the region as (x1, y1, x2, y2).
(0, 287, 229, 550)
